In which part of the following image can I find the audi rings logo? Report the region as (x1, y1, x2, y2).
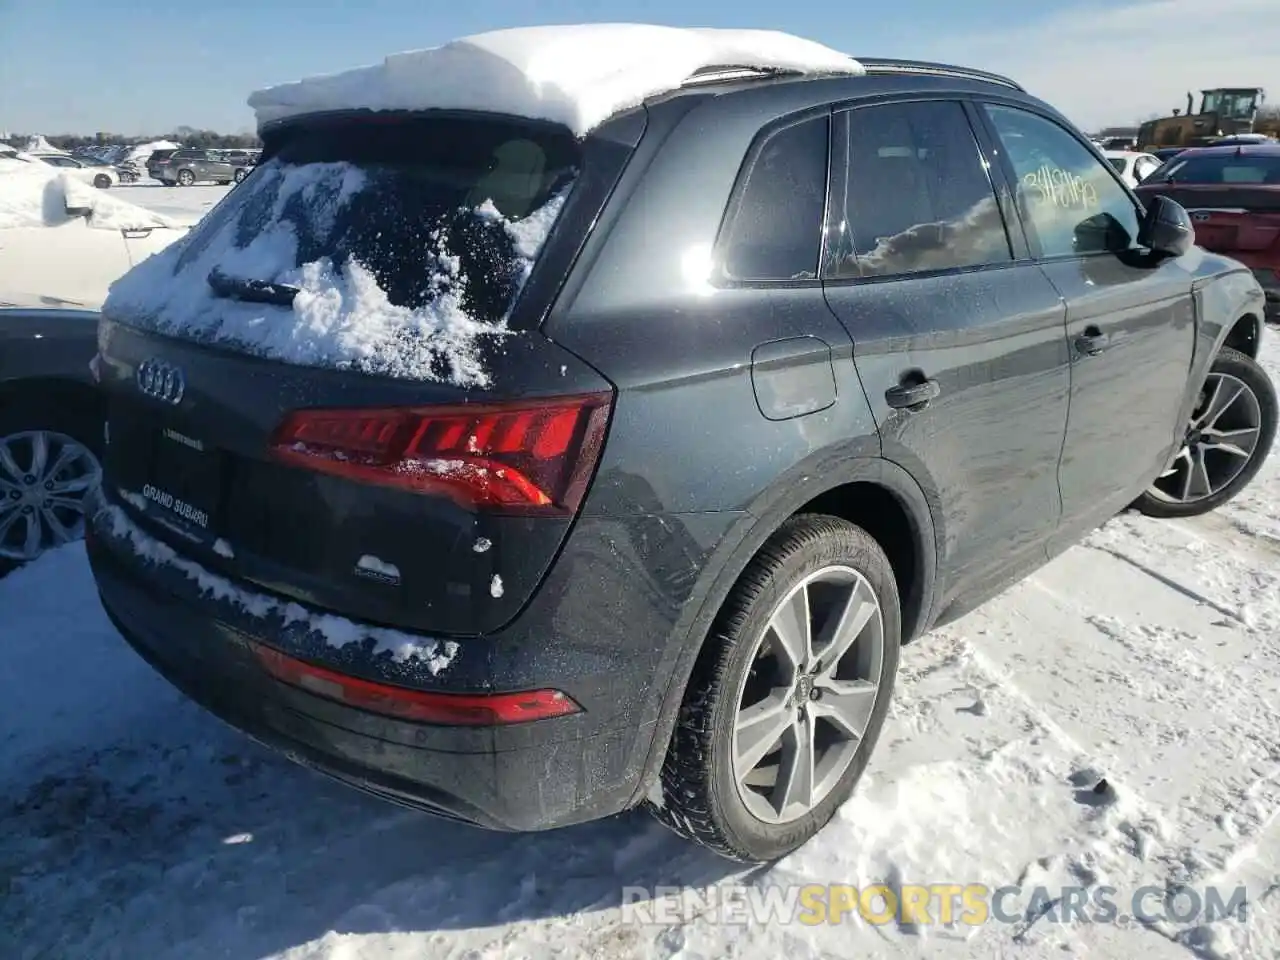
(136, 358, 186, 405)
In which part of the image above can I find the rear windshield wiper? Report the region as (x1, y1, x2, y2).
(207, 268, 299, 306)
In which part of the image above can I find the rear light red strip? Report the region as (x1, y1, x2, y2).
(267, 392, 612, 515)
(251, 643, 582, 726)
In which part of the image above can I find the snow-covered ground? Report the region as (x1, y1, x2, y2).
(3, 179, 1279, 958)
(111, 180, 233, 222)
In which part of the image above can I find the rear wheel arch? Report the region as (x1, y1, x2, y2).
(0, 377, 104, 450)
(632, 456, 938, 806)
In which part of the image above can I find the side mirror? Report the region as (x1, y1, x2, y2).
(1137, 194, 1194, 258)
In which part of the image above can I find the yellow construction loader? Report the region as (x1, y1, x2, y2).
(1137, 88, 1266, 151)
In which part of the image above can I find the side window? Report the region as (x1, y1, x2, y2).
(984, 104, 1142, 259)
(720, 114, 829, 282)
(830, 100, 1012, 280)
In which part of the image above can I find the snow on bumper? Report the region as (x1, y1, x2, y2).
(87, 487, 458, 676)
(85, 488, 642, 830)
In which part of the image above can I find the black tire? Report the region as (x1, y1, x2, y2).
(647, 514, 901, 862)
(1133, 346, 1276, 519)
(0, 390, 104, 579)
(233, 168, 248, 184)
(177, 169, 195, 187)
(93, 174, 111, 189)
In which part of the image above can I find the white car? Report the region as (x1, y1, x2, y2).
(0, 163, 190, 310)
(28, 152, 120, 189)
(1104, 149, 1163, 189)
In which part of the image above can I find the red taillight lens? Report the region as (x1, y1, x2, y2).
(252, 644, 582, 726)
(268, 392, 612, 514)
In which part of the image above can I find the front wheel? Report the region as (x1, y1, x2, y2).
(1133, 346, 1276, 519)
(93, 174, 111, 189)
(233, 168, 248, 184)
(648, 514, 901, 862)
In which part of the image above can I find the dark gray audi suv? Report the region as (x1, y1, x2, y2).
(86, 56, 1276, 862)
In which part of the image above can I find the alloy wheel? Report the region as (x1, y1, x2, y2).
(1150, 372, 1263, 505)
(732, 565, 885, 825)
(0, 430, 102, 562)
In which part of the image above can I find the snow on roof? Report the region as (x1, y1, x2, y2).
(249, 24, 864, 136)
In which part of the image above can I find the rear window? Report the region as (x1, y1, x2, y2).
(175, 115, 577, 322)
(1148, 153, 1280, 185)
(105, 114, 580, 386)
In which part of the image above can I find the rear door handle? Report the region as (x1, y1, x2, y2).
(885, 378, 940, 411)
(1075, 327, 1110, 356)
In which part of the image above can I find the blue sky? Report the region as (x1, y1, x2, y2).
(1, 0, 1275, 136)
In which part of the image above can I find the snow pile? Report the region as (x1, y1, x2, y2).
(100, 494, 459, 671)
(22, 134, 65, 154)
(60, 175, 182, 230)
(103, 160, 567, 387)
(249, 24, 864, 136)
(0, 163, 179, 231)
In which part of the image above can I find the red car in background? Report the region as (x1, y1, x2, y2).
(1136, 143, 1280, 322)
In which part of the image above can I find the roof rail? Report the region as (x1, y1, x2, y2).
(853, 58, 1024, 92)
(681, 65, 798, 87)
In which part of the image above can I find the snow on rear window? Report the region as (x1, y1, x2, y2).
(102, 115, 578, 388)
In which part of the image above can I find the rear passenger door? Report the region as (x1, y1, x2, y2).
(821, 98, 1072, 614)
(976, 103, 1196, 538)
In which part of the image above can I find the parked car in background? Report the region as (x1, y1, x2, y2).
(1104, 149, 1163, 188)
(1136, 143, 1280, 323)
(0, 306, 104, 577)
(0, 163, 190, 310)
(155, 148, 243, 186)
(146, 148, 178, 182)
(29, 153, 119, 189)
(87, 26, 1275, 865)
(0, 163, 193, 575)
(1208, 134, 1276, 147)
(114, 160, 142, 184)
(221, 148, 260, 166)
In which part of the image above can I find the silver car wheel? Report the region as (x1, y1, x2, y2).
(0, 430, 102, 562)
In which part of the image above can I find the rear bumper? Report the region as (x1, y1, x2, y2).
(87, 491, 742, 831)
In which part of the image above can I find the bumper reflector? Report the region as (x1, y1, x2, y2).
(251, 644, 582, 726)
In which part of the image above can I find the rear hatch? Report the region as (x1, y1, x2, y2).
(1136, 150, 1280, 293)
(97, 111, 633, 637)
(147, 149, 175, 176)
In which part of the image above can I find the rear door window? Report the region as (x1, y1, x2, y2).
(828, 100, 1013, 279)
(719, 113, 830, 282)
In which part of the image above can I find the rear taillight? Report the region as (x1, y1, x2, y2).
(253, 644, 581, 725)
(269, 392, 612, 514)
